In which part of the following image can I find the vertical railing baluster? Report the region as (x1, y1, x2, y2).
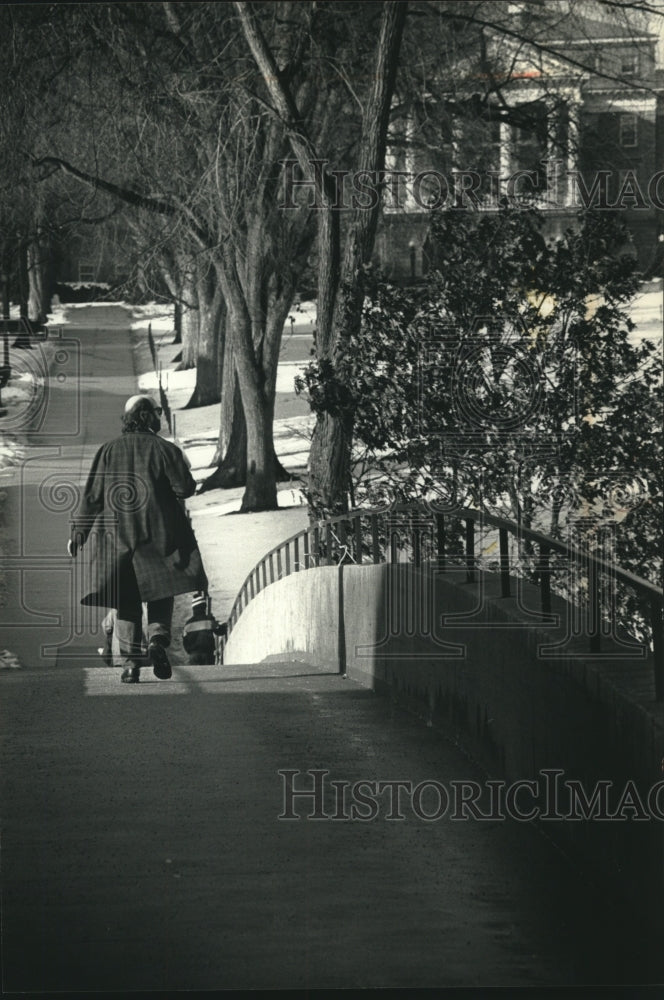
(294, 535, 300, 572)
(436, 514, 445, 571)
(284, 541, 291, 576)
(269, 553, 275, 584)
(651, 598, 663, 701)
(413, 527, 421, 569)
(540, 544, 551, 615)
(499, 527, 510, 597)
(605, 556, 617, 643)
(372, 514, 380, 564)
(355, 515, 363, 565)
(325, 523, 333, 566)
(338, 520, 347, 563)
(261, 560, 268, 589)
(303, 531, 310, 569)
(313, 527, 321, 567)
(277, 547, 283, 580)
(465, 518, 475, 583)
(589, 552, 600, 654)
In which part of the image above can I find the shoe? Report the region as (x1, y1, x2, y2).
(149, 638, 172, 680)
(120, 665, 140, 684)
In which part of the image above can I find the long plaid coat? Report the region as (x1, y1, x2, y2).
(71, 430, 207, 607)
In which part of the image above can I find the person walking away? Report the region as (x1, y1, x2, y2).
(68, 394, 208, 684)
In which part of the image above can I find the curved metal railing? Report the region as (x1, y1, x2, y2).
(224, 502, 663, 700)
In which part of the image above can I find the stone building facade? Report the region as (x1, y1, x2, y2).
(375, 8, 664, 280)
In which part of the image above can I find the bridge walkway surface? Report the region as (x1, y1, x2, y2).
(0, 312, 659, 991)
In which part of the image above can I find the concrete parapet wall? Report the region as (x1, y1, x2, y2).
(224, 566, 341, 671)
(224, 562, 664, 920)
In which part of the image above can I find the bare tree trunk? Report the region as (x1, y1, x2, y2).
(310, 4, 406, 515)
(200, 300, 293, 493)
(13, 240, 32, 348)
(263, 283, 300, 484)
(18, 243, 28, 320)
(27, 236, 48, 323)
(215, 251, 279, 510)
(240, 359, 276, 512)
(199, 315, 248, 491)
(214, 321, 240, 463)
(161, 261, 183, 346)
(179, 271, 199, 370)
(237, 0, 407, 517)
(183, 267, 223, 408)
(173, 300, 182, 344)
(214, 368, 247, 484)
(233, 301, 278, 511)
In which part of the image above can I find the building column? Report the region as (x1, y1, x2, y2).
(499, 120, 512, 198)
(565, 103, 580, 208)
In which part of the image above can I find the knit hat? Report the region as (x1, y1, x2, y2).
(124, 394, 158, 417)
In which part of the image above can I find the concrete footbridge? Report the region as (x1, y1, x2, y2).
(1, 309, 662, 990)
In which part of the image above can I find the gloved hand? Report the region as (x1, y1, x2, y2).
(67, 533, 84, 558)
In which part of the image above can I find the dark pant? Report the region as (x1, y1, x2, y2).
(114, 561, 174, 667)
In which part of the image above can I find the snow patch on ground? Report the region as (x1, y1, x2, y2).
(275, 360, 309, 394)
(46, 304, 69, 327)
(0, 649, 21, 670)
(0, 368, 41, 468)
(0, 437, 25, 471)
(0, 373, 35, 410)
(130, 302, 176, 335)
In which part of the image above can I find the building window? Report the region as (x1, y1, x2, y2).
(619, 114, 638, 148)
(510, 105, 548, 193)
(620, 51, 639, 77)
(78, 262, 96, 282)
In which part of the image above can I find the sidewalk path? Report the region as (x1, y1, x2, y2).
(1, 308, 656, 991)
(2, 654, 647, 992)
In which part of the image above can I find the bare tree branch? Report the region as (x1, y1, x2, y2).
(31, 154, 177, 216)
